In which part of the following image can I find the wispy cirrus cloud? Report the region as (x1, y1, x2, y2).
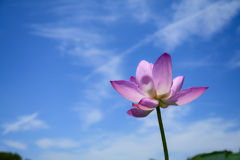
(30, 0, 240, 80)
(29, 0, 240, 132)
(3, 140, 27, 150)
(153, 0, 240, 50)
(2, 113, 48, 134)
(31, 0, 240, 76)
(31, 25, 114, 67)
(30, 1, 128, 120)
(30, 1, 120, 70)
(47, 0, 120, 24)
(36, 138, 80, 149)
(88, 0, 240, 77)
(32, 26, 103, 43)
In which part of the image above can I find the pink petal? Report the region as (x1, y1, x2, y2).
(127, 108, 152, 118)
(132, 97, 158, 111)
(150, 63, 154, 71)
(129, 76, 138, 85)
(169, 76, 184, 97)
(136, 60, 155, 97)
(152, 53, 172, 97)
(110, 80, 145, 102)
(163, 87, 208, 105)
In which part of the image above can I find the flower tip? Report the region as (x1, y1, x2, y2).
(110, 81, 116, 88)
(110, 80, 115, 84)
(127, 110, 134, 117)
(161, 53, 171, 59)
(162, 52, 171, 56)
(200, 87, 209, 95)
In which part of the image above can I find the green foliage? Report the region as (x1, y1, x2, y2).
(0, 152, 22, 160)
(188, 150, 240, 160)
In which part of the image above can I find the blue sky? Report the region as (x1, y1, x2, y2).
(0, 0, 240, 160)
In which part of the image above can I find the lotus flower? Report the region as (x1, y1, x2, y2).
(110, 53, 208, 118)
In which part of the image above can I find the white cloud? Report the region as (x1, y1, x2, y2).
(30, 1, 123, 86)
(23, 1, 240, 160)
(31, 24, 119, 115)
(38, 151, 80, 160)
(84, 0, 240, 79)
(29, 0, 240, 108)
(87, 54, 123, 81)
(2, 113, 48, 134)
(30, 0, 156, 80)
(136, 106, 240, 160)
(166, 117, 240, 159)
(37, 134, 161, 160)
(73, 107, 103, 128)
(32, 25, 114, 67)
(137, 105, 191, 134)
(87, 0, 240, 78)
(173, 0, 212, 20)
(48, 0, 120, 24)
(36, 138, 80, 149)
(3, 140, 27, 150)
(86, 33, 153, 80)
(35, 106, 240, 160)
(154, 0, 240, 50)
(84, 109, 103, 127)
(32, 26, 103, 43)
(30, 0, 240, 79)
(126, 0, 152, 23)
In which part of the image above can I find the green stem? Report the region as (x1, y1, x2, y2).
(156, 106, 169, 160)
